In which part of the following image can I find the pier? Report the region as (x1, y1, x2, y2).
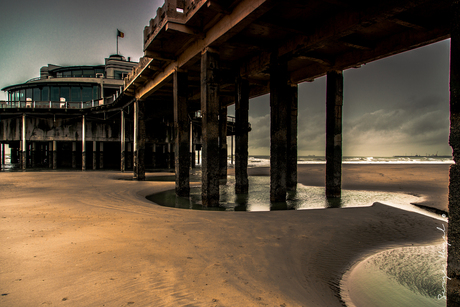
(124, 0, 456, 303)
(1, 0, 459, 304)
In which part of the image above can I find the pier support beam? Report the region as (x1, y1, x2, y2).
(190, 121, 196, 168)
(325, 71, 343, 198)
(173, 71, 190, 196)
(1, 143, 4, 169)
(270, 53, 288, 202)
(287, 84, 298, 191)
(133, 99, 146, 180)
(21, 114, 26, 170)
(235, 76, 249, 194)
(31, 142, 36, 168)
(219, 102, 228, 181)
(72, 142, 77, 168)
(93, 141, 97, 170)
(152, 144, 157, 168)
(52, 141, 57, 170)
(82, 115, 86, 171)
(448, 2, 460, 305)
(99, 142, 104, 169)
(201, 49, 220, 207)
(48, 142, 53, 169)
(127, 143, 132, 170)
(121, 110, 126, 172)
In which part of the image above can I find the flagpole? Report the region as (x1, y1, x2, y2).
(117, 34, 119, 55)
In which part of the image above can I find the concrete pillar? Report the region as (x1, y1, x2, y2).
(287, 84, 298, 191)
(270, 53, 288, 202)
(1, 143, 4, 169)
(40, 144, 44, 166)
(82, 115, 86, 171)
(190, 121, 196, 168)
(165, 143, 170, 169)
(52, 141, 57, 170)
(152, 144, 157, 168)
(72, 142, 77, 168)
(133, 99, 146, 180)
(230, 135, 233, 166)
(121, 110, 126, 172)
(201, 48, 220, 207)
(48, 142, 53, 169)
(219, 102, 228, 181)
(93, 141, 97, 170)
(448, 2, 460, 304)
(325, 71, 343, 198)
(169, 143, 175, 169)
(127, 143, 132, 170)
(99, 142, 104, 169)
(235, 76, 249, 194)
(31, 142, 36, 168)
(197, 147, 201, 166)
(21, 114, 26, 170)
(133, 101, 137, 175)
(173, 70, 190, 196)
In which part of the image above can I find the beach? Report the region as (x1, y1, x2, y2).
(0, 164, 449, 306)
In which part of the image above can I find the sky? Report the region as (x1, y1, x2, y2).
(0, 0, 452, 157)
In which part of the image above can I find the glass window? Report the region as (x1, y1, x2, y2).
(50, 86, 59, 101)
(19, 89, 25, 101)
(92, 86, 100, 100)
(72, 70, 82, 77)
(82, 87, 92, 102)
(26, 88, 33, 100)
(14, 91, 19, 102)
(33, 88, 40, 101)
(71, 87, 81, 102)
(83, 70, 94, 78)
(63, 71, 71, 78)
(114, 70, 124, 80)
(57, 72, 63, 78)
(60, 87, 70, 101)
(95, 68, 104, 74)
(42, 87, 50, 101)
(8, 92, 12, 101)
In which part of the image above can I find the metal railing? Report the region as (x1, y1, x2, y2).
(0, 99, 105, 109)
(25, 75, 126, 83)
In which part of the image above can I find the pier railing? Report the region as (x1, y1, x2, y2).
(143, 0, 205, 46)
(0, 98, 105, 109)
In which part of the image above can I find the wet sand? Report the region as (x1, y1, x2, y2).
(245, 163, 450, 212)
(0, 165, 448, 306)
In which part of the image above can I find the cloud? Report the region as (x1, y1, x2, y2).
(248, 114, 270, 154)
(343, 95, 450, 156)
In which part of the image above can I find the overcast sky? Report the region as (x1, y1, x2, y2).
(0, 0, 452, 157)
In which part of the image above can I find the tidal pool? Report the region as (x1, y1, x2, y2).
(341, 245, 448, 307)
(146, 176, 440, 218)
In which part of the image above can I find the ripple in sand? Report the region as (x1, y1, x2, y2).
(341, 245, 446, 307)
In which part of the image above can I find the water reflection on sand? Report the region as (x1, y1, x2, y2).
(147, 176, 440, 219)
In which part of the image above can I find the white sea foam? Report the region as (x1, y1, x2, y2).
(236, 156, 454, 168)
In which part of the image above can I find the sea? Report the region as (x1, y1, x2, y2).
(241, 155, 453, 167)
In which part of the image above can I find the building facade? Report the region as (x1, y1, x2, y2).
(2, 54, 136, 109)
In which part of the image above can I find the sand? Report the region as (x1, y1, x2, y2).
(0, 164, 449, 306)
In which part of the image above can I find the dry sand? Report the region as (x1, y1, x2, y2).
(0, 164, 449, 306)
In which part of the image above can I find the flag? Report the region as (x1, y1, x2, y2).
(117, 30, 124, 38)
